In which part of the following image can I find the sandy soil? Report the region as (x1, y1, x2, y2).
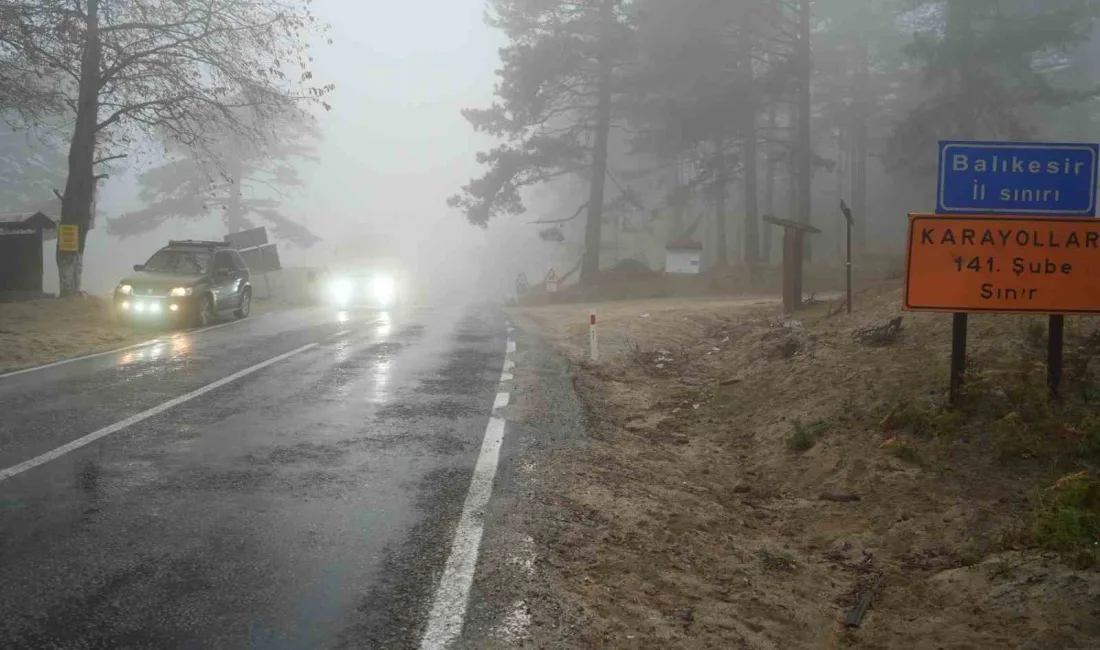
(508, 286, 1100, 649)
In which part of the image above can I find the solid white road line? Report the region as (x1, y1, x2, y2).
(0, 343, 318, 483)
(0, 338, 163, 381)
(420, 340, 515, 650)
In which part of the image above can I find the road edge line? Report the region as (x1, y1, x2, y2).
(0, 337, 163, 381)
(419, 332, 515, 650)
(0, 314, 271, 381)
(0, 342, 318, 483)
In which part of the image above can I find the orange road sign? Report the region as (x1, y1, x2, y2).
(58, 224, 79, 252)
(904, 213, 1100, 315)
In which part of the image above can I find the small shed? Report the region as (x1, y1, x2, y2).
(665, 238, 703, 275)
(0, 211, 58, 295)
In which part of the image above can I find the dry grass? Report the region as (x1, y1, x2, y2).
(0, 295, 148, 372)
(509, 284, 1100, 649)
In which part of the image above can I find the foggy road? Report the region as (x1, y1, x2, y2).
(0, 304, 511, 649)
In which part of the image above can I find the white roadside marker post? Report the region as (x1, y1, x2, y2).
(589, 311, 599, 362)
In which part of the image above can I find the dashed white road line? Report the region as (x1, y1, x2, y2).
(420, 334, 516, 650)
(0, 343, 318, 483)
(331, 330, 352, 338)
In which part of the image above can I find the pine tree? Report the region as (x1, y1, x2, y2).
(888, 0, 1100, 172)
(448, 0, 632, 284)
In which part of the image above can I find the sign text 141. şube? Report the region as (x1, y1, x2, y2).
(937, 141, 1099, 217)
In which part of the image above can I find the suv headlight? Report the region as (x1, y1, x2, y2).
(118, 284, 133, 295)
(170, 287, 193, 297)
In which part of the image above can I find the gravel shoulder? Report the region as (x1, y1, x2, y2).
(504, 287, 1100, 649)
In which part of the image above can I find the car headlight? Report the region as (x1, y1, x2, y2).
(372, 276, 396, 302)
(118, 284, 133, 295)
(330, 278, 354, 303)
(170, 287, 193, 297)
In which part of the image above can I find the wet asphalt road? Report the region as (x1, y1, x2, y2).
(0, 302, 508, 649)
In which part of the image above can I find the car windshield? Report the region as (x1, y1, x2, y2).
(142, 249, 212, 275)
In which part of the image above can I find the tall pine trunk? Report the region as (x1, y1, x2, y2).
(58, 0, 101, 296)
(581, 0, 617, 284)
(713, 136, 729, 268)
(763, 102, 777, 264)
(836, 127, 847, 258)
(796, 0, 813, 261)
(853, 31, 870, 253)
(740, 12, 759, 267)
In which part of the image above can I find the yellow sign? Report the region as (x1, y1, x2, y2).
(58, 224, 79, 252)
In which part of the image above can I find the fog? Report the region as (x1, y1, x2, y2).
(48, 0, 522, 299)
(16, 0, 1100, 302)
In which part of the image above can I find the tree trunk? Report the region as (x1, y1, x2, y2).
(836, 127, 846, 258)
(797, 0, 813, 261)
(713, 137, 729, 268)
(853, 31, 870, 253)
(58, 0, 101, 296)
(740, 13, 759, 267)
(763, 102, 777, 264)
(580, 0, 617, 285)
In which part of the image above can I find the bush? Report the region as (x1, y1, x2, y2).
(1033, 473, 1100, 568)
(787, 420, 829, 453)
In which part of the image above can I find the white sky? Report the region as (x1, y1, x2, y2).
(67, 0, 507, 294)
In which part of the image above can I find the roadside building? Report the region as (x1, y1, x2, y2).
(0, 211, 58, 298)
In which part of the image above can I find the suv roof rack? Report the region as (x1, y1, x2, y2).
(167, 240, 227, 248)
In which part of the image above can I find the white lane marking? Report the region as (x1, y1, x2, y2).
(332, 330, 351, 338)
(0, 338, 162, 380)
(188, 318, 251, 335)
(499, 359, 515, 383)
(0, 343, 318, 483)
(420, 340, 515, 650)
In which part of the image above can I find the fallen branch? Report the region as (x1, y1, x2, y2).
(853, 317, 903, 346)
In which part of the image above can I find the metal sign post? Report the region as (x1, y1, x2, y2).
(914, 140, 1100, 404)
(839, 200, 854, 314)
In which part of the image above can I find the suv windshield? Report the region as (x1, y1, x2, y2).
(142, 249, 212, 275)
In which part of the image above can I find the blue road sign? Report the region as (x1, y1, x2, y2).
(937, 141, 1099, 217)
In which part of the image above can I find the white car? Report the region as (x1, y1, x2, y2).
(324, 270, 399, 309)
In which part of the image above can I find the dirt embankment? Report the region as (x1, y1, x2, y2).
(509, 286, 1100, 649)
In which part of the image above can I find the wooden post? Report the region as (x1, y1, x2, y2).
(783, 229, 797, 313)
(765, 215, 822, 315)
(793, 230, 805, 309)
